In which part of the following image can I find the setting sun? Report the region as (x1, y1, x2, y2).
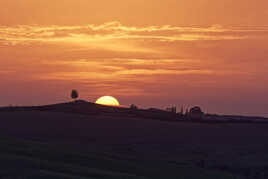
(96, 96, 120, 106)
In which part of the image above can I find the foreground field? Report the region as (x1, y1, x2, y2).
(1, 111, 268, 178)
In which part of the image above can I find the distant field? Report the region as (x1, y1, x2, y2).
(1, 111, 268, 178)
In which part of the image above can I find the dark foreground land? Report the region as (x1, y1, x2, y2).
(0, 103, 268, 179)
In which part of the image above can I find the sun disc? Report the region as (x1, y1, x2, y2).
(95, 96, 120, 106)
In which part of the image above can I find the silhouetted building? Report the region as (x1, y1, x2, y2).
(189, 106, 204, 120)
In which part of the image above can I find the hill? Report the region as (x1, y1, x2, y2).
(1, 101, 267, 123)
(0, 101, 181, 122)
(1, 102, 268, 178)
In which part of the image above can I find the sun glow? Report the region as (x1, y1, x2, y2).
(95, 96, 120, 106)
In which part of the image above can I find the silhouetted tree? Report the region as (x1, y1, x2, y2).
(189, 106, 204, 120)
(185, 108, 189, 120)
(185, 108, 189, 115)
(71, 90, 79, 101)
(166, 106, 176, 113)
(130, 104, 138, 110)
(180, 106, 184, 115)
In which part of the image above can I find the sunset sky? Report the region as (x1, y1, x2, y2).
(1, 0, 268, 116)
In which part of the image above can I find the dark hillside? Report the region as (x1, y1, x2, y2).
(0, 101, 180, 121)
(1, 109, 268, 178)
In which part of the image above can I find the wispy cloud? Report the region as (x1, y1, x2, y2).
(0, 70, 15, 74)
(1, 21, 268, 100)
(1, 21, 268, 46)
(39, 58, 214, 81)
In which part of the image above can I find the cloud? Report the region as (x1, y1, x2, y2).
(1, 21, 268, 46)
(39, 58, 214, 81)
(0, 70, 15, 74)
(1, 21, 268, 105)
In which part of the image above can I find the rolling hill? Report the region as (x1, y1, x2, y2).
(0, 101, 268, 178)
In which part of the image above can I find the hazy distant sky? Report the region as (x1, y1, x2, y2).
(1, 0, 268, 116)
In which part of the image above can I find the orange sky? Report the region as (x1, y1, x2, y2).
(1, 0, 268, 116)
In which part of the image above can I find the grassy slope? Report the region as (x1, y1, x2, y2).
(0, 137, 237, 179)
(1, 110, 268, 178)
